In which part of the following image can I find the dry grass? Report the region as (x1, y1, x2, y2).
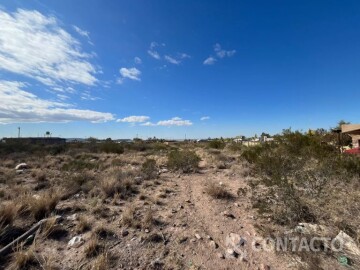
(100, 172, 137, 199)
(76, 215, 91, 233)
(92, 253, 109, 270)
(142, 208, 156, 228)
(84, 236, 102, 258)
(24, 192, 59, 221)
(121, 206, 139, 228)
(0, 202, 18, 229)
(205, 182, 233, 200)
(10, 245, 38, 270)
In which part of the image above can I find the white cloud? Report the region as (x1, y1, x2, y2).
(134, 57, 142, 64)
(0, 80, 114, 123)
(164, 55, 180, 65)
(118, 67, 141, 83)
(141, 117, 193, 127)
(73, 25, 89, 39)
(148, 41, 162, 60)
(148, 49, 161, 60)
(117, 115, 150, 123)
(213, 43, 236, 59)
(203, 56, 217, 65)
(0, 9, 98, 86)
(200, 116, 210, 121)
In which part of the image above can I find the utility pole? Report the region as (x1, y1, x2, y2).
(18, 127, 20, 138)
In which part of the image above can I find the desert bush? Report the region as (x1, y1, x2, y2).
(62, 159, 98, 171)
(10, 245, 38, 269)
(205, 182, 233, 199)
(99, 140, 124, 154)
(167, 150, 200, 173)
(208, 139, 226, 149)
(100, 172, 137, 199)
(121, 206, 140, 228)
(24, 193, 59, 221)
(62, 172, 95, 197)
(0, 202, 18, 229)
(92, 253, 109, 270)
(85, 236, 102, 258)
(76, 216, 91, 233)
(141, 159, 158, 180)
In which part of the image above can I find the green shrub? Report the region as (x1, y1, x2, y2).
(141, 159, 158, 180)
(208, 139, 226, 149)
(99, 141, 124, 154)
(167, 150, 200, 173)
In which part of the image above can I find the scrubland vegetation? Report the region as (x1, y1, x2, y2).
(0, 129, 359, 269)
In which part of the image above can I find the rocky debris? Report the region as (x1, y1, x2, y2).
(225, 248, 237, 259)
(293, 223, 333, 236)
(259, 264, 271, 270)
(144, 229, 150, 233)
(222, 211, 236, 219)
(66, 214, 78, 221)
(334, 230, 360, 267)
(209, 240, 218, 249)
(121, 230, 129, 237)
(15, 163, 28, 170)
(159, 168, 169, 174)
(225, 233, 247, 254)
(195, 233, 202, 240)
(217, 252, 225, 259)
(185, 199, 191, 203)
(68, 236, 84, 248)
(178, 236, 188, 244)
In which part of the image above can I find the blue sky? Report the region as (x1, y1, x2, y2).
(0, 1, 359, 139)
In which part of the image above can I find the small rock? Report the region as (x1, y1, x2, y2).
(209, 240, 218, 249)
(122, 230, 129, 237)
(223, 211, 236, 219)
(217, 253, 225, 259)
(178, 236, 188, 244)
(259, 264, 271, 270)
(234, 203, 240, 207)
(15, 163, 27, 170)
(16, 169, 24, 174)
(185, 199, 191, 203)
(66, 213, 78, 221)
(68, 236, 84, 248)
(195, 233, 202, 240)
(190, 238, 196, 243)
(145, 229, 149, 233)
(225, 249, 237, 259)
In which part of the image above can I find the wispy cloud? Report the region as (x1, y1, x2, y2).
(141, 117, 193, 127)
(0, 80, 114, 123)
(214, 43, 236, 58)
(73, 25, 93, 45)
(200, 116, 210, 121)
(147, 41, 162, 60)
(164, 55, 181, 65)
(0, 9, 99, 86)
(134, 57, 142, 64)
(117, 67, 141, 83)
(203, 56, 217, 65)
(117, 115, 150, 123)
(203, 43, 236, 65)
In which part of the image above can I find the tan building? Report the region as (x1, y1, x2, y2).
(341, 124, 360, 148)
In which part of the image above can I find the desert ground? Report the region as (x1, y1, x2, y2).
(0, 134, 359, 270)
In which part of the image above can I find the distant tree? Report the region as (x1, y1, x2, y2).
(261, 132, 271, 138)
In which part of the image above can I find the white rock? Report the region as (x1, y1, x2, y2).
(195, 233, 202, 240)
(66, 214, 78, 221)
(68, 236, 84, 248)
(225, 233, 247, 254)
(15, 163, 27, 170)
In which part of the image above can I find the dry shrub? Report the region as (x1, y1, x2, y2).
(0, 202, 18, 229)
(92, 253, 109, 270)
(94, 226, 115, 239)
(167, 150, 200, 173)
(100, 171, 137, 199)
(10, 245, 38, 270)
(76, 216, 91, 233)
(24, 193, 59, 221)
(41, 217, 68, 240)
(62, 172, 95, 198)
(121, 206, 139, 228)
(141, 159, 158, 180)
(142, 208, 157, 228)
(205, 182, 233, 200)
(85, 236, 102, 258)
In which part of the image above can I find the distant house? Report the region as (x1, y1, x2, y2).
(341, 124, 360, 148)
(2, 137, 66, 145)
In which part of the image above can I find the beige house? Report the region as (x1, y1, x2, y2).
(341, 124, 360, 148)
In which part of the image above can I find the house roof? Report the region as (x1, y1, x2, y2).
(341, 124, 360, 135)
